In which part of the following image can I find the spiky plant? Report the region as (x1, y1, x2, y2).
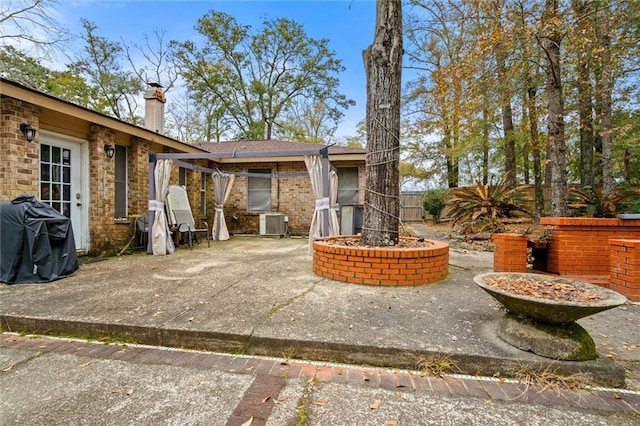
(447, 172, 531, 234)
(568, 184, 640, 218)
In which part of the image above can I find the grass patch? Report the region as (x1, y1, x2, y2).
(511, 363, 589, 397)
(416, 354, 459, 376)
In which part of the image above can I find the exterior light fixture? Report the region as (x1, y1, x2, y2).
(104, 143, 115, 159)
(20, 123, 36, 142)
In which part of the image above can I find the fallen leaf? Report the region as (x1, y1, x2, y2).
(315, 398, 329, 406)
(396, 391, 402, 398)
(240, 417, 253, 426)
(451, 336, 458, 341)
(126, 389, 134, 396)
(386, 420, 398, 426)
(262, 396, 271, 404)
(613, 393, 621, 399)
(370, 400, 381, 410)
(1, 365, 13, 372)
(274, 397, 288, 404)
(79, 362, 92, 367)
(41, 396, 52, 402)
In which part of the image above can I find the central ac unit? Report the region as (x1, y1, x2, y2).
(259, 213, 286, 236)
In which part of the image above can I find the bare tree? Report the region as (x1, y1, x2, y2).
(0, 0, 67, 55)
(361, 0, 403, 247)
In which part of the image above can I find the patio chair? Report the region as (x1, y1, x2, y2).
(165, 185, 210, 249)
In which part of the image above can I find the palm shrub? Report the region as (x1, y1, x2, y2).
(421, 188, 449, 223)
(568, 184, 640, 217)
(447, 173, 531, 234)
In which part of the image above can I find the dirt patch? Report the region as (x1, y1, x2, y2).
(324, 236, 434, 249)
(407, 220, 551, 252)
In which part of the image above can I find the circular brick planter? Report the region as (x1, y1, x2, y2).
(312, 236, 449, 286)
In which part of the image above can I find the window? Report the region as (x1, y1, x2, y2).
(247, 168, 271, 211)
(337, 167, 359, 205)
(114, 145, 128, 218)
(40, 143, 72, 218)
(200, 172, 207, 215)
(179, 167, 187, 187)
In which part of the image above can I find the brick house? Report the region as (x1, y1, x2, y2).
(1, 78, 366, 254)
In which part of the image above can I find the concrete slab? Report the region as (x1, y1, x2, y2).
(0, 350, 252, 426)
(0, 235, 637, 388)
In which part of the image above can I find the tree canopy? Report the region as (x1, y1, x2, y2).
(170, 11, 354, 141)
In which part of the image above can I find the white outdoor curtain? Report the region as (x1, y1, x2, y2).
(211, 172, 235, 241)
(151, 159, 175, 255)
(305, 155, 327, 251)
(329, 169, 339, 236)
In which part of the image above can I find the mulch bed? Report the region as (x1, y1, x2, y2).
(485, 275, 604, 303)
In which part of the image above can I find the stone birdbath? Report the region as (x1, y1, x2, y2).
(474, 272, 627, 361)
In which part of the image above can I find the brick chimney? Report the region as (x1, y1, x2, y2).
(144, 83, 166, 133)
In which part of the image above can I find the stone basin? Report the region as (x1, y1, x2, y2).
(474, 272, 627, 324)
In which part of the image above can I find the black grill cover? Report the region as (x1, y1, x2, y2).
(1, 194, 79, 284)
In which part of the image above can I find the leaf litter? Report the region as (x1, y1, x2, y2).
(485, 276, 604, 303)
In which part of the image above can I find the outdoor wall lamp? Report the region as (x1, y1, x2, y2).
(20, 123, 36, 142)
(104, 143, 115, 159)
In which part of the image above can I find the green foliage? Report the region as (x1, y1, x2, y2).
(568, 184, 640, 217)
(447, 173, 531, 233)
(171, 11, 353, 140)
(421, 188, 449, 223)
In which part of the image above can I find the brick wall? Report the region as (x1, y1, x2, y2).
(313, 237, 449, 286)
(128, 137, 151, 217)
(609, 239, 640, 302)
(0, 98, 41, 199)
(492, 233, 528, 273)
(87, 124, 131, 253)
(540, 217, 640, 276)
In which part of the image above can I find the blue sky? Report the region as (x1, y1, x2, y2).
(56, 0, 377, 138)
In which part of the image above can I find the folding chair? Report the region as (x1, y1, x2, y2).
(165, 185, 209, 249)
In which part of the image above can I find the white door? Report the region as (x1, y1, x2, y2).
(39, 131, 89, 252)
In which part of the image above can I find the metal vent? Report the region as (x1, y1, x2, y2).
(259, 213, 286, 236)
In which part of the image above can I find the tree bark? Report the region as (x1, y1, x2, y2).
(362, 0, 403, 246)
(496, 42, 517, 188)
(596, 1, 614, 198)
(544, 0, 567, 217)
(572, 0, 595, 187)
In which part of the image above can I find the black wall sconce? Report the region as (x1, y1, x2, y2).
(20, 123, 36, 142)
(104, 143, 115, 159)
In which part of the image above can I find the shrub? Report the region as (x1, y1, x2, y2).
(447, 172, 531, 234)
(568, 184, 640, 217)
(421, 188, 449, 223)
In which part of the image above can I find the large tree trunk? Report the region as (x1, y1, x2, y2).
(496, 43, 517, 188)
(572, 0, 595, 187)
(544, 0, 567, 217)
(597, 1, 614, 198)
(527, 84, 544, 220)
(361, 0, 403, 246)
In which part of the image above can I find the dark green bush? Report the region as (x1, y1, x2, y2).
(421, 188, 449, 223)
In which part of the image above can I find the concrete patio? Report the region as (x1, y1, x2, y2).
(1, 232, 638, 389)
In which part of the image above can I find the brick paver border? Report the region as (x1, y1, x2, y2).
(1, 332, 638, 420)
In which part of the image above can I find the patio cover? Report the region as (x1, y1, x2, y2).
(0, 194, 78, 283)
(211, 171, 235, 241)
(305, 154, 338, 250)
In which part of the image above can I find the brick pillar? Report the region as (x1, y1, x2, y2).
(609, 239, 640, 302)
(492, 233, 528, 273)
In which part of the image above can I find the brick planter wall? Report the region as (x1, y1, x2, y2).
(312, 237, 449, 286)
(540, 217, 640, 276)
(492, 233, 528, 273)
(609, 239, 640, 302)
